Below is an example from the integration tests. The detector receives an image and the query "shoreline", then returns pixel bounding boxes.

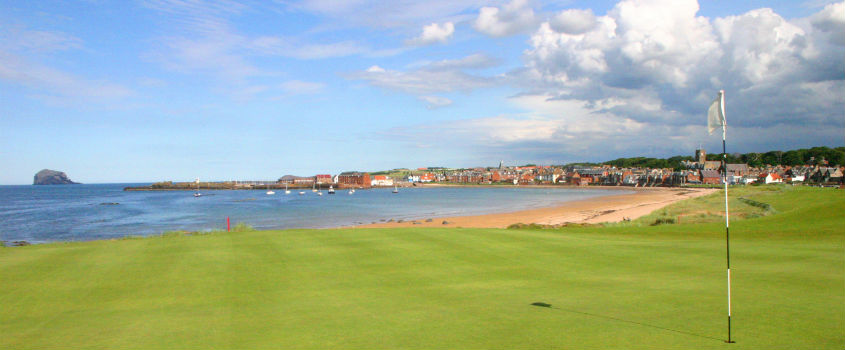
[3,185,715,246]
[355,186,715,229]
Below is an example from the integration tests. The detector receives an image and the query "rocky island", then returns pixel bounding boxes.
[33,169,79,185]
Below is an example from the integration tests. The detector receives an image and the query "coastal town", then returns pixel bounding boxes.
[128,147,845,191]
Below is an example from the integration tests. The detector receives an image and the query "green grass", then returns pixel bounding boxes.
[634,186,785,226]
[1,186,842,349]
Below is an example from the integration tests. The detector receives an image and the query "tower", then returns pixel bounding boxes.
[696,148,706,165]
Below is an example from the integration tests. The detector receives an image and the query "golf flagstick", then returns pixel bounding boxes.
[708,90,734,343]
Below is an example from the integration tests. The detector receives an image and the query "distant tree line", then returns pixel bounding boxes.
[599,146,844,170]
[704,146,844,167]
[601,156,694,171]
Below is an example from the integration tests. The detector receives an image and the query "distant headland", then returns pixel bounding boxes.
[33,169,79,185]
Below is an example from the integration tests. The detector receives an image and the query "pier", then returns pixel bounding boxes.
[123,181,348,191]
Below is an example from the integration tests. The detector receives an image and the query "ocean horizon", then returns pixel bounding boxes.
[0,183,631,244]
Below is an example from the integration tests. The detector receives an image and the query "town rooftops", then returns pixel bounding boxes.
[726,164,749,173]
[577,169,606,176]
[701,169,721,178]
[703,161,722,170]
[758,172,782,180]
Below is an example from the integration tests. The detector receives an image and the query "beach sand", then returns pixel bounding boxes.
[355,186,714,229]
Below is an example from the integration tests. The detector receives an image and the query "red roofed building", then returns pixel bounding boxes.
[315,174,332,184]
[338,172,371,188]
[371,175,394,186]
[567,172,589,186]
[519,172,535,184]
[700,170,721,184]
[758,172,783,184]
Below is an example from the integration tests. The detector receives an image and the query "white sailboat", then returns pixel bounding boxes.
[193,178,202,197]
[328,185,335,194]
[348,187,355,195]
[266,184,275,195]
[392,185,399,194]
[284,184,291,195]
[312,182,317,192]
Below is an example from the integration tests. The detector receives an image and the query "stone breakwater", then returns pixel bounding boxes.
[124,181,352,191]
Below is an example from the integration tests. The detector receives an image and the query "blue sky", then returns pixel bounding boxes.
[1,0,843,184]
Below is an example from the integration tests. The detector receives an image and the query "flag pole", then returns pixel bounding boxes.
[720,90,734,344]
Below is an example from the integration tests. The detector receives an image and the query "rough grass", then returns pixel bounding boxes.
[630,185,790,226]
[0,186,842,349]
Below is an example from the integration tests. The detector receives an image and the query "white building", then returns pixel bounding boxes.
[371,175,394,187]
[758,173,783,184]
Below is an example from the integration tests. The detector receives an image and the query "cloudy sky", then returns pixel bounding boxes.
[1,0,842,184]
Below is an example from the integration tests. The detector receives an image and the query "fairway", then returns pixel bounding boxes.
[1,186,843,349]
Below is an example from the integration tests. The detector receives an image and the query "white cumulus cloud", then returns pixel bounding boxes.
[522,0,843,130]
[407,22,455,46]
[381,0,844,163]
[474,0,537,37]
[810,2,845,46]
[549,9,597,34]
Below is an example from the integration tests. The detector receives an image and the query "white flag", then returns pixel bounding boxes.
[708,90,725,135]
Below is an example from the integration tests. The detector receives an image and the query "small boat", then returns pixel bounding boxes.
[328,185,335,194]
[348,188,354,195]
[299,191,305,195]
[266,184,275,195]
[317,191,323,196]
[284,184,291,195]
[194,178,202,197]
[392,185,399,194]
[312,182,317,192]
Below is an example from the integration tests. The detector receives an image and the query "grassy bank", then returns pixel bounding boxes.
[1,186,842,349]
[627,185,797,226]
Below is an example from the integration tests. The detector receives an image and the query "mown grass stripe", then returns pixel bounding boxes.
[0,186,842,349]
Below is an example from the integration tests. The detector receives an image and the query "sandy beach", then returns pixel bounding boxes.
[356,186,714,229]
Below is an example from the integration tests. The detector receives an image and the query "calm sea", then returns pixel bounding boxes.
[0,184,630,244]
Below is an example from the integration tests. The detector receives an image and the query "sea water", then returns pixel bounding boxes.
[0,184,631,244]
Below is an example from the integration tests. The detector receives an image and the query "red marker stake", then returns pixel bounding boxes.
[227,217,230,232]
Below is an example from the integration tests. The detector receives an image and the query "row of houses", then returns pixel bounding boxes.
[273,153,843,189]
[412,162,844,187]
[429,166,669,186]
[407,173,439,183]
[277,172,388,188]
[752,166,843,184]
[565,164,841,187]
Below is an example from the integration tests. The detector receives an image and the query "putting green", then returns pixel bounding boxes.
[1,186,842,349]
